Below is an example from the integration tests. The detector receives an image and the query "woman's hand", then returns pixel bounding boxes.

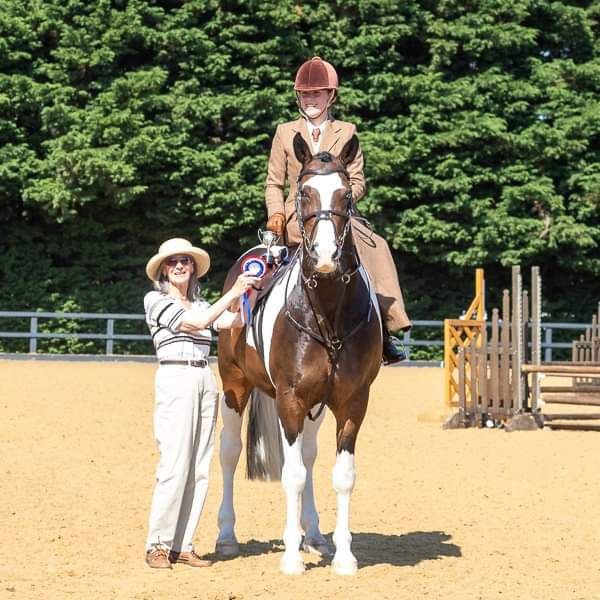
[230,274,260,297]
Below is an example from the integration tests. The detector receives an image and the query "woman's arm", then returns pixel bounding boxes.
[177,274,258,331]
[212,309,243,331]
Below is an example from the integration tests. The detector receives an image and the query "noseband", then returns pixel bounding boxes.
[295,164,353,263]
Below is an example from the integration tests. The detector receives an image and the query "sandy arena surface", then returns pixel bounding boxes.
[1,360,600,600]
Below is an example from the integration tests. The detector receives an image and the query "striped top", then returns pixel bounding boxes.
[144,291,212,361]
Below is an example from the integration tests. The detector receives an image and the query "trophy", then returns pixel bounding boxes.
[259,229,279,266]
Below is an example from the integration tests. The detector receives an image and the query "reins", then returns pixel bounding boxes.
[285,255,371,357]
[285,252,373,422]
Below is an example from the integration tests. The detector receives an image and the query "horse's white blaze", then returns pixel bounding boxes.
[331,450,358,575]
[280,425,307,575]
[216,395,243,555]
[305,173,343,272]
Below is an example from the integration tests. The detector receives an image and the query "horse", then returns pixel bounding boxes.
[215,132,382,575]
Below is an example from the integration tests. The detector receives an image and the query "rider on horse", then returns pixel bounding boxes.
[264,56,411,364]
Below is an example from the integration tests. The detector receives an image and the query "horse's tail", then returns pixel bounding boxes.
[246,389,283,481]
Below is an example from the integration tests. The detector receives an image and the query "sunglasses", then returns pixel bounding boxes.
[165,256,192,267]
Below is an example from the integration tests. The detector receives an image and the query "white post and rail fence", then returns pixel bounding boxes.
[0,310,590,362]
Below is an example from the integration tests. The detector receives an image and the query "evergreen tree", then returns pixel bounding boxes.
[0,0,598,353]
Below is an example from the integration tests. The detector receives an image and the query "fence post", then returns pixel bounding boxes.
[106,319,114,355]
[530,266,541,411]
[544,327,553,363]
[511,266,523,410]
[29,317,38,353]
[403,329,411,360]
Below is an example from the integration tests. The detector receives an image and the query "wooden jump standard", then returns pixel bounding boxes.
[536,304,600,431]
[444,266,541,430]
[444,268,600,431]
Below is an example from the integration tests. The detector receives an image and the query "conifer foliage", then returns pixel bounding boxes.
[0,1,598,329]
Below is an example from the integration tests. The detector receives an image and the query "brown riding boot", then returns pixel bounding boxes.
[169,549,212,568]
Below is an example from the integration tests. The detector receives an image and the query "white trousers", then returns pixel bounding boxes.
[146,364,218,552]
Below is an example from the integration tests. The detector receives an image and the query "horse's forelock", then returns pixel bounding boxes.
[302,153,347,182]
[313,151,333,163]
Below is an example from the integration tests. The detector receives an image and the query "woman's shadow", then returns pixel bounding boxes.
[209,531,461,569]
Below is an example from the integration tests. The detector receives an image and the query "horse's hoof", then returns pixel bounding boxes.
[215,539,240,556]
[331,555,358,575]
[302,538,332,557]
[280,554,305,575]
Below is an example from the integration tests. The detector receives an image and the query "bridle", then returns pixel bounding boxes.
[295,164,354,268]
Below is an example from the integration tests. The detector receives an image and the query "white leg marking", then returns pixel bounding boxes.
[215,395,243,555]
[279,424,306,575]
[331,450,357,575]
[301,410,331,556]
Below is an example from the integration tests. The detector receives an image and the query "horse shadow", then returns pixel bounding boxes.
[208,531,461,569]
[349,530,461,568]
[205,538,283,561]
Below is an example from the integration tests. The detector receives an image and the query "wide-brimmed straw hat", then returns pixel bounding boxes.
[145,238,210,281]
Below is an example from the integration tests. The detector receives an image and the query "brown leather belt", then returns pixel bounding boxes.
[159,359,208,368]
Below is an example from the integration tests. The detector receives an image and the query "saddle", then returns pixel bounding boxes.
[239,244,293,318]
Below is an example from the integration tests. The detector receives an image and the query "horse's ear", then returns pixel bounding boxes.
[293,132,312,165]
[338,134,359,166]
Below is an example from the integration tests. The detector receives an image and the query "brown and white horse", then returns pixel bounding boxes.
[215,133,382,575]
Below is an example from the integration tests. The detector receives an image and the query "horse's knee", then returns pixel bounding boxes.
[221,394,244,424]
[332,450,355,495]
[302,441,318,466]
[220,428,242,465]
[282,462,307,494]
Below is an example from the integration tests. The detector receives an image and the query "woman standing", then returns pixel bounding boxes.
[143,237,257,569]
[264,57,411,364]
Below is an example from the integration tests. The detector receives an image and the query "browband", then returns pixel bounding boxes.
[298,166,349,180]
